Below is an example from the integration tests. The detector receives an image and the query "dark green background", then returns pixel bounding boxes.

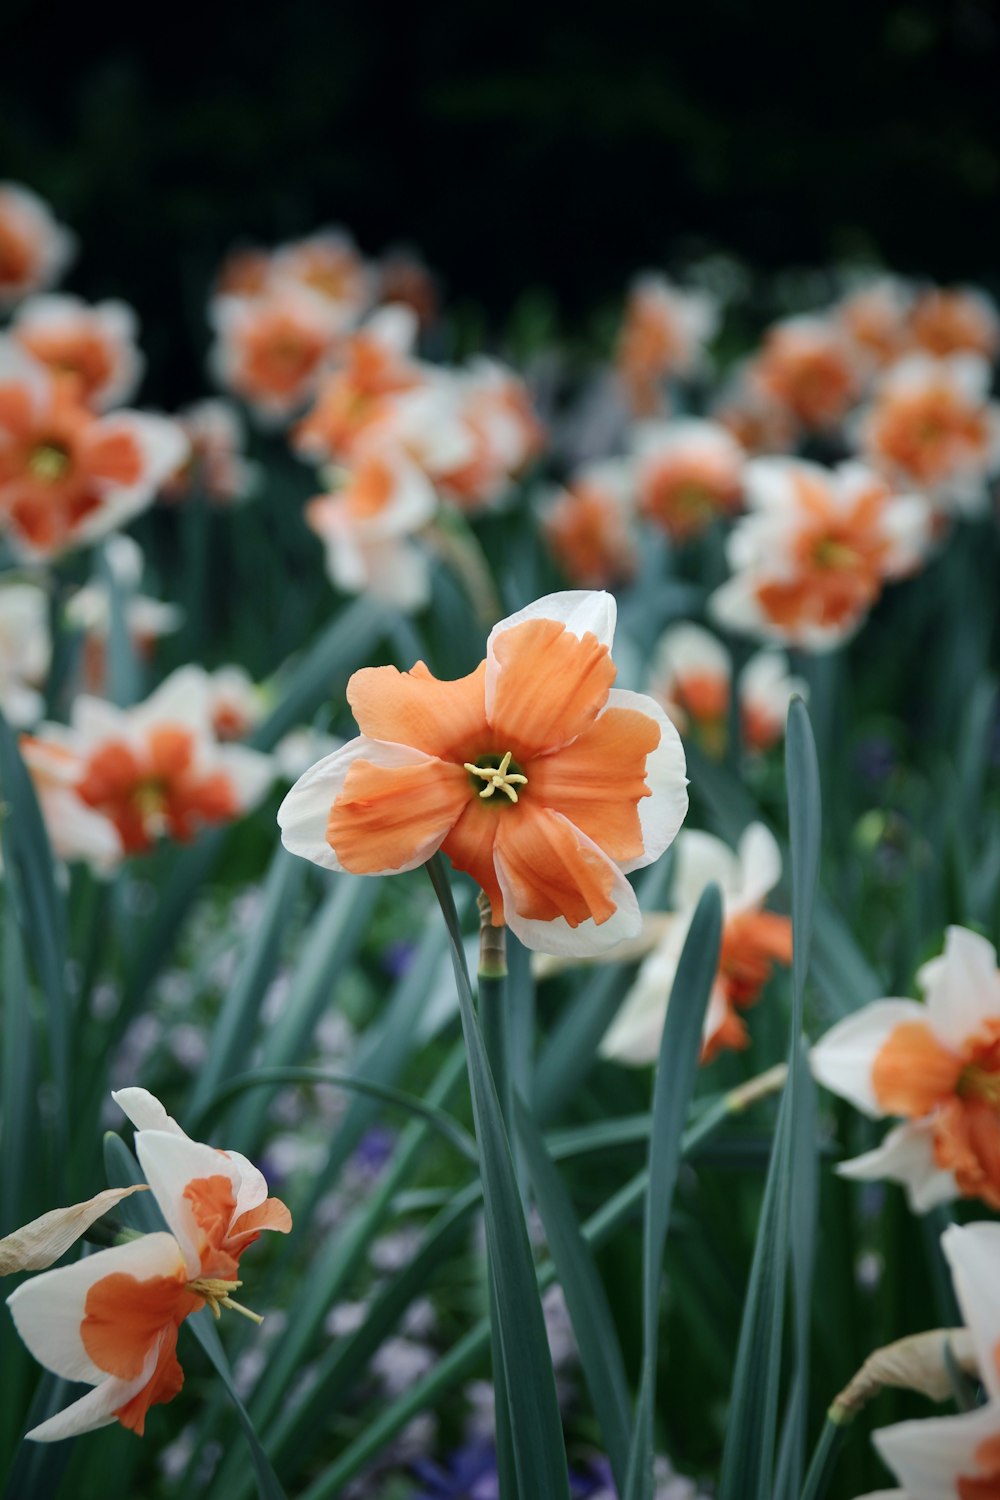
[4,0,998,399]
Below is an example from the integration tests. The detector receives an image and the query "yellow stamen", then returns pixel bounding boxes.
[957,1065,1000,1107]
[187,1274,264,1326]
[463,750,528,804]
[28,443,71,482]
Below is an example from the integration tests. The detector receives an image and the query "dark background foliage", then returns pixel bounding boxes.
[4,0,999,398]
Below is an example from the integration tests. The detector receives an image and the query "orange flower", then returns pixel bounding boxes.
[279,592,688,955]
[614,274,718,417]
[272,230,373,325]
[13,295,144,410]
[210,288,340,422]
[434,360,545,513]
[835,276,913,371]
[633,418,745,541]
[0,342,186,558]
[542,460,637,588]
[909,285,1000,361]
[812,926,1000,1212]
[294,306,423,464]
[0,183,74,308]
[711,458,932,648]
[750,316,861,431]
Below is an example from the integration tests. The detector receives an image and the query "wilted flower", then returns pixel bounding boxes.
[601,823,791,1064]
[306,436,439,610]
[160,400,259,506]
[12,294,144,410]
[279,591,688,955]
[857,353,1000,513]
[5,1087,289,1441]
[0,580,50,726]
[749,315,861,432]
[0,342,187,559]
[615,274,719,416]
[632,418,745,541]
[710,457,932,649]
[30,665,273,860]
[209,287,340,422]
[812,926,1000,1211]
[542,459,637,588]
[0,183,75,308]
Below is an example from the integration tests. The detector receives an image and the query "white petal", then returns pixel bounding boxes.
[0,1187,149,1276]
[277,736,443,875]
[942,1222,1000,1403]
[134,1131,241,1278]
[918,925,1000,1050]
[216,744,275,812]
[671,828,741,911]
[26,1359,155,1442]
[225,1152,269,1217]
[810,1000,932,1118]
[732,822,783,913]
[6,1233,185,1386]
[112,1087,185,1136]
[875,1402,1000,1498]
[836,1119,957,1213]
[602,688,688,874]
[494,815,642,958]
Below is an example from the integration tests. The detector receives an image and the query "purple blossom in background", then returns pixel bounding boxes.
[383,938,419,980]
[353,1124,397,1177]
[854,734,896,785]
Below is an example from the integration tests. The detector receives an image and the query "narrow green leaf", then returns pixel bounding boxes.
[185,1313,288,1500]
[427,853,571,1500]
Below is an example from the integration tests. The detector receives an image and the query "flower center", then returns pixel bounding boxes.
[28,441,72,482]
[463,750,528,804]
[957,1063,1000,1107]
[186,1274,263,1325]
[813,536,859,571]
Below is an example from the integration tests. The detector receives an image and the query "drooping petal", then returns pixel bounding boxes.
[918,925,1000,1051]
[810,1000,936,1118]
[527,699,661,865]
[494,806,642,956]
[0,1187,149,1277]
[6,1232,187,1387]
[487,617,616,759]
[837,1119,958,1213]
[25,1357,157,1442]
[346,659,488,762]
[942,1222,1000,1404]
[326,755,469,875]
[278,736,439,873]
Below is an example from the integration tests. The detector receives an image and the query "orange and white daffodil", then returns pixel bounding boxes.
[18,737,123,874]
[271,229,374,328]
[0,581,50,727]
[632,418,745,541]
[856,354,1000,515]
[12,295,144,411]
[615,273,719,417]
[835,276,915,374]
[710,458,932,649]
[160,400,260,506]
[433,360,544,514]
[0,342,187,559]
[5,1087,290,1442]
[857,1221,1000,1498]
[908,284,1000,362]
[712,374,800,456]
[278,591,688,956]
[209,286,341,423]
[30,665,273,860]
[0,183,75,308]
[305,436,439,610]
[811,926,1000,1213]
[541,459,638,589]
[749,315,862,432]
[648,622,807,756]
[601,823,791,1065]
[294,305,423,465]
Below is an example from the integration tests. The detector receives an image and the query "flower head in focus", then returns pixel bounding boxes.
[812,926,1000,1212]
[632,418,745,541]
[5,1087,289,1441]
[0,342,187,559]
[0,183,75,308]
[601,823,791,1065]
[710,457,932,650]
[279,591,688,956]
[542,459,637,589]
[856,354,1000,514]
[615,274,719,417]
[12,295,144,410]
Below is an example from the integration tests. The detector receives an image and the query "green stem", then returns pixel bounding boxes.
[799,1414,848,1500]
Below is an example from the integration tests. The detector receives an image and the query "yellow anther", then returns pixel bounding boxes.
[463,751,528,804]
[28,443,71,482]
[187,1274,264,1326]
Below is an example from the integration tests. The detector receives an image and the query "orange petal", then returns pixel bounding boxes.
[526,705,658,864]
[147,725,195,780]
[488,618,616,759]
[935,1098,1000,1211]
[439,793,505,922]
[82,1271,194,1381]
[327,756,468,874]
[346,660,488,762]
[229,1196,293,1254]
[82,426,144,487]
[183,1174,238,1275]
[115,1323,187,1436]
[872,1021,963,1117]
[494,802,617,928]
